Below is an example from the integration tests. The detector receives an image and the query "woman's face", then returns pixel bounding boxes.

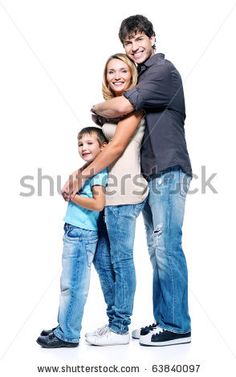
[106,58,132,96]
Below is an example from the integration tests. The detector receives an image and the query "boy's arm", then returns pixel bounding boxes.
[70,185,105,212]
[62,112,143,198]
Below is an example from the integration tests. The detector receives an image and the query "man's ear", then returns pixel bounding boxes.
[151,35,156,47]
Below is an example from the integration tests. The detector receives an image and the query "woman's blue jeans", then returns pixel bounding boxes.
[54,223,98,343]
[94,202,145,334]
[143,167,191,334]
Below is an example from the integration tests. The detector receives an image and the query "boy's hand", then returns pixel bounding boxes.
[62,191,71,201]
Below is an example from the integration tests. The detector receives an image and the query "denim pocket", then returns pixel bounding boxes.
[179,172,191,198]
[64,224,80,240]
[85,239,98,267]
[132,200,146,217]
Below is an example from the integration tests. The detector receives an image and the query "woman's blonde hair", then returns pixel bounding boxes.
[102,53,138,100]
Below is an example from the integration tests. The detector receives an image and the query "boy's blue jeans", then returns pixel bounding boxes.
[143,167,192,333]
[54,223,98,343]
[94,202,145,334]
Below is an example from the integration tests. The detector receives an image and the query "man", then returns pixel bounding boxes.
[63,14,192,347]
[89,15,192,347]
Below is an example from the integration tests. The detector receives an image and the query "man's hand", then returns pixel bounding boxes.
[91,113,106,126]
[91,109,128,125]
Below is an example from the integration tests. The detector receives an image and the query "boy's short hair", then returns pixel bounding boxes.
[119,14,156,45]
[77,127,108,146]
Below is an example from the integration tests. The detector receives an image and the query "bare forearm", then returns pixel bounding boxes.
[71,194,105,212]
[92,96,134,118]
[81,142,122,179]
[63,112,143,198]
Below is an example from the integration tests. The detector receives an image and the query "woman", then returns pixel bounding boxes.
[84,53,148,346]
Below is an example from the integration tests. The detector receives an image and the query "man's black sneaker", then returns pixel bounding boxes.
[132,322,159,339]
[139,328,191,346]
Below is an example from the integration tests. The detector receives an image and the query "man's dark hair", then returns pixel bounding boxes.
[119,15,156,45]
[78,127,108,146]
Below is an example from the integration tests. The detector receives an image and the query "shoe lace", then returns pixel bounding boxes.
[97,327,111,338]
[151,327,165,337]
[142,322,158,331]
[97,325,109,336]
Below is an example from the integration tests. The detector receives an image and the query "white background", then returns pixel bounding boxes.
[0,1,236,376]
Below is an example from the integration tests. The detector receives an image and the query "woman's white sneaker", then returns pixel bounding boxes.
[86,328,130,346]
[85,324,109,338]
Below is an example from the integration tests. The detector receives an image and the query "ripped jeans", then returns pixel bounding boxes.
[142,167,191,334]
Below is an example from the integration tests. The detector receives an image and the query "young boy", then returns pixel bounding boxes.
[36,127,108,348]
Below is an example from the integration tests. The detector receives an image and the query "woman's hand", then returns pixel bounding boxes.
[61,170,84,201]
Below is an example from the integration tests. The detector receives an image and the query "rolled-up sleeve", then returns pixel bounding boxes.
[124,64,172,111]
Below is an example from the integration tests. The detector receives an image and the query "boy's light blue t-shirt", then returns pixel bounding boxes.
[64,169,107,231]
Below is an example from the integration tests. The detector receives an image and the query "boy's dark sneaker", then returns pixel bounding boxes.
[36,333,78,348]
[40,327,57,336]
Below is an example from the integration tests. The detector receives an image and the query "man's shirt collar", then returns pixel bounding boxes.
[138,53,165,74]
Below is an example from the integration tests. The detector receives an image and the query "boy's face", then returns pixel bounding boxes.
[78,133,102,162]
[123,32,155,65]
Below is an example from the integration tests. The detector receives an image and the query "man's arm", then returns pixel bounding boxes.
[62,112,143,198]
[92,64,173,118]
[91,95,134,118]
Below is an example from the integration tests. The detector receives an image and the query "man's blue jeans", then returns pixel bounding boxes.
[94,202,145,334]
[54,223,98,343]
[142,167,191,334]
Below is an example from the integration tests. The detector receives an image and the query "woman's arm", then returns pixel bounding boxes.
[62,112,143,198]
[71,185,105,212]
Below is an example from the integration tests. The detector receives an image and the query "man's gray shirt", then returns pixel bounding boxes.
[124,53,192,178]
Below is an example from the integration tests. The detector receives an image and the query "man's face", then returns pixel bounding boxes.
[123,32,155,65]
